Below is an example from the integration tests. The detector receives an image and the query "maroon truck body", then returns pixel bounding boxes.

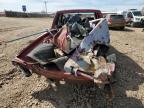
[12,9,103,82]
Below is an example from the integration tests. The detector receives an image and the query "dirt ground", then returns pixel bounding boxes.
[0,17,144,108]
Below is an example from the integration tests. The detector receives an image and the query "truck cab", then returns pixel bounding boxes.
[51,9,103,29]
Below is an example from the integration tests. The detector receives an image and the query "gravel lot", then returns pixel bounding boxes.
[0,17,144,108]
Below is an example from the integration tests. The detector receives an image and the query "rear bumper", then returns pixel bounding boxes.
[108,23,125,28]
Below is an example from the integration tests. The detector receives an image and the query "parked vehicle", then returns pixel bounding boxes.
[106,14,125,29]
[124,9,144,27]
[11,9,116,98]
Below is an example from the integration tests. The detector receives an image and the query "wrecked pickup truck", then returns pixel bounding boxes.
[12,9,116,93]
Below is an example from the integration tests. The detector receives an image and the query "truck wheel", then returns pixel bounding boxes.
[17,65,32,77]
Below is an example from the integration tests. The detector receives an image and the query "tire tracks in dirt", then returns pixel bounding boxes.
[0,68,18,88]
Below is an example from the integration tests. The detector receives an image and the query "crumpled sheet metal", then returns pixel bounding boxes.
[80,18,110,52]
[64,50,94,73]
[64,18,115,84]
[64,51,115,80]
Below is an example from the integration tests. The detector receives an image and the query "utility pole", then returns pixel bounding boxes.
[44,1,47,14]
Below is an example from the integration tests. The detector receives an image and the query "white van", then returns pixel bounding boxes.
[125,9,144,27]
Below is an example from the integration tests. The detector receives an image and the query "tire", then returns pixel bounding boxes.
[17,65,32,77]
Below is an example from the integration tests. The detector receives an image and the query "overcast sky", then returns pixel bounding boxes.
[0,0,144,12]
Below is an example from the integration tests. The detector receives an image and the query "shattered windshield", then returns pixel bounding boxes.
[132,11,142,16]
[58,12,96,26]
[64,12,95,20]
[57,12,96,30]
